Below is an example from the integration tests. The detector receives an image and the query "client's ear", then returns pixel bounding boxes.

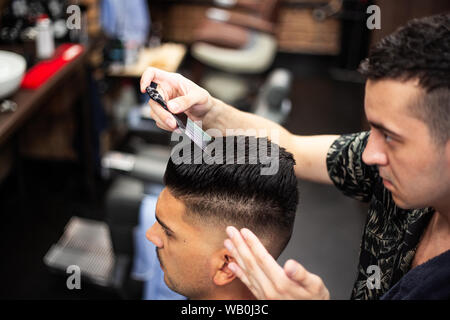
[212,248,237,286]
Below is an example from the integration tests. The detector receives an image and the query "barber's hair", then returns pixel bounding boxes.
[359,13,450,145]
[163,136,298,258]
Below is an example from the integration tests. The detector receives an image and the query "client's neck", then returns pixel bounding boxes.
[193,281,256,300]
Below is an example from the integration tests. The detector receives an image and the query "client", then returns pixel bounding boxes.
[146,136,299,299]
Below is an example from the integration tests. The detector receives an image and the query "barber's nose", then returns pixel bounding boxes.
[362,131,388,167]
[146,223,164,248]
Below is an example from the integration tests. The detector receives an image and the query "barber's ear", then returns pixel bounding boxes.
[212,248,237,286]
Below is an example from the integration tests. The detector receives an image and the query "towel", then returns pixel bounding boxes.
[21,44,84,89]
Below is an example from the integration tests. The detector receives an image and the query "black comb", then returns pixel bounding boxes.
[146,82,213,153]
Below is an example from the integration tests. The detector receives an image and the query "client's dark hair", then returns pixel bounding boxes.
[359,13,450,144]
[163,136,298,258]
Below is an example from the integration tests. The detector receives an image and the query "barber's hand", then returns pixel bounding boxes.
[224,226,330,300]
[140,67,214,131]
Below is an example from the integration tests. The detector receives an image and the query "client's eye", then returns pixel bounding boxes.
[162,228,172,238]
[383,132,393,143]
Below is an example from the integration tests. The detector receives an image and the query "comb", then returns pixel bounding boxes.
[146,82,213,153]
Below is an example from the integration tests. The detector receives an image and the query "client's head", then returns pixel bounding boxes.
[146,136,298,299]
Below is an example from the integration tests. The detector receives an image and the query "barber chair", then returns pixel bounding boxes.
[190,0,282,107]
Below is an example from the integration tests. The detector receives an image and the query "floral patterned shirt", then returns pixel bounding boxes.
[326,131,434,300]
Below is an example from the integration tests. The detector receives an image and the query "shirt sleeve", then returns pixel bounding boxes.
[326,131,377,202]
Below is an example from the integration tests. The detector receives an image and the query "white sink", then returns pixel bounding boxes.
[0,50,26,99]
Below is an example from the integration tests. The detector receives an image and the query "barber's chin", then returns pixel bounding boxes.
[391,194,416,210]
[384,183,427,210]
[391,194,406,208]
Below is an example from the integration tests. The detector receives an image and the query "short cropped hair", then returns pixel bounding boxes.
[163,136,298,258]
[359,13,450,145]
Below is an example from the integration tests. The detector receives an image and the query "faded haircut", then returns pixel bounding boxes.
[163,136,298,258]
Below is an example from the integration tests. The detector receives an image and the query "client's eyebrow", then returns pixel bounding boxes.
[155,214,174,233]
[369,121,402,139]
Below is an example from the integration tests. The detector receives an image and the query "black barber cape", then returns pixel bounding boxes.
[381,249,450,300]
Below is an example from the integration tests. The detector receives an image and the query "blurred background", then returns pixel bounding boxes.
[0,0,448,299]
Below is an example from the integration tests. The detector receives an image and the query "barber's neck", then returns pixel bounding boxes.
[433,209,450,232]
[433,195,450,230]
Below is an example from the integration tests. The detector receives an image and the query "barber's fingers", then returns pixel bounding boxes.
[148,99,177,130]
[284,259,330,299]
[225,226,276,297]
[141,67,212,128]
[140,67,179,94]
[166,87,211,116]
[149,108,173,131]
[146,90,207,130]
[227,261,265,300]
[140,67,163,93]
[237,228,293,298]
[224,239,265,299]
[240,228,287,285]
[148,87,212,129]
[225,227,255,273]
[284,259,316,289]
[140,67,155,93]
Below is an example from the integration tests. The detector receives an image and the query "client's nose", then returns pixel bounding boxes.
[146,223,164,248]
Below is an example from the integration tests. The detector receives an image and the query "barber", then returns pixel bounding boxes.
[140,13,450,299]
